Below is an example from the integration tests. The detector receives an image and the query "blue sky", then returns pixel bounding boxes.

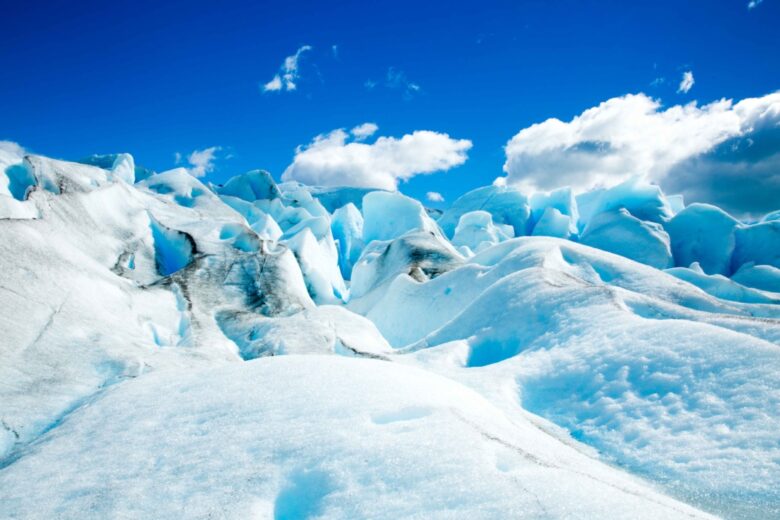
[1,0,778,210]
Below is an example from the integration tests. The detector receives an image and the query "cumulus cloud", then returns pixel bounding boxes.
[350,123,378,140]
[263,45,312,93]
[282,125,472,190]
[748,0,763,9]
[678,71,695,94]
[500,91,780,215]
[426,191,445,202]
[181,146,221,177]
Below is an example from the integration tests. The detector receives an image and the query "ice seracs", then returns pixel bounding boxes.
[580,208,673,269]
[1,148,779,519]
[666,203,740,275]
[281,216,347,303]
[216,168,281,202]
[451,210,513,253]
[732,263,780,293]
[330,202,364,279]
[531,207,574,239]
[361,190,439,243]
[577,177,674,226]
[529,186,579,236]
[438,184,530,238]
[732,218,780,271]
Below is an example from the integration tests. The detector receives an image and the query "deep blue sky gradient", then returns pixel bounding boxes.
[1,0,778,203]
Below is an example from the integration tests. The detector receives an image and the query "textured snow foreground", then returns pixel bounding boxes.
[0,151,779,519]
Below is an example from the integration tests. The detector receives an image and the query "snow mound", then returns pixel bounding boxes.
[377,238,780,518]
[0,356,711,520]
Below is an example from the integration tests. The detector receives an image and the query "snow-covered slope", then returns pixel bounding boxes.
[1,151,778,519]
[0,356,713,519]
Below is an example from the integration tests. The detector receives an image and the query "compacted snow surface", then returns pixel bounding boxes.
[1,151,778,519]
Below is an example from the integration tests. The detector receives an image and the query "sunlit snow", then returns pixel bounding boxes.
[1,151,778,519]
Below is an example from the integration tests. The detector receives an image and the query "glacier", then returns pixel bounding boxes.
[1,150,779,519]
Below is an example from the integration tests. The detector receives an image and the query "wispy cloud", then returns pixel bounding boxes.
[262,45,312,93]
[386,67,421,99]
[426,191,445,202]
[678,71,695,94]
[366,68,421,98]
[748,0,764,9]
[177,146,221,177]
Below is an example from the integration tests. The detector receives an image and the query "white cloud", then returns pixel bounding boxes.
[282,125,472,190]
[262,45,312,93]
[501,92,780,213]
[184,146,221,177]
[350,122,378,140]
[364,80,377,90]
[678,71,695,94]
[174,152,182,164]
[748,0,763,9]
[426,191,445,202]
[332,44,339,59]
[263,75,283,92]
